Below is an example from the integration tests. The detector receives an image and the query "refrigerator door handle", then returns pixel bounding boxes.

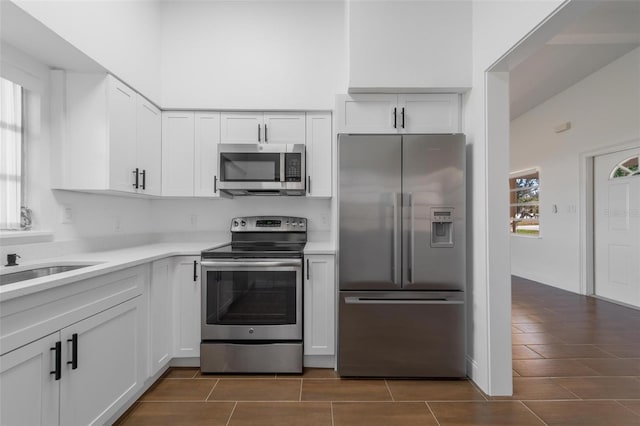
[407,192,413,284]
[344,297,464,305]
[393,192,401,285]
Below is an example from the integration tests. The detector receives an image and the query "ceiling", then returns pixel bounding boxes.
[510,0,640,119]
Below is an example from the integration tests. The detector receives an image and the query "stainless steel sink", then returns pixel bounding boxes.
[0,264,94,286]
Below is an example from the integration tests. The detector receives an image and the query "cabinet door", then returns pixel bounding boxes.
[162,112,195,196]
[220,112,264,144]
[397,94,460,133]
[136,96,162,196]
[107,76,138,192]
[305,113,332,198]
[0,333,60,426]
[173,257,201,358]
[263,113,306,144]
[304,255,335,356]
[149,259,172,377]
[60,297,145,426]
[194,112,221,197]
[335,94,398,134]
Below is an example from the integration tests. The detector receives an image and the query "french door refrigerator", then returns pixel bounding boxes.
[338,134,466,377]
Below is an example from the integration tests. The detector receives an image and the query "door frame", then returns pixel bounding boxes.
[579,138,640,296]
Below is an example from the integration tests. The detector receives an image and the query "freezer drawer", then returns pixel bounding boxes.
[338,291,465,377]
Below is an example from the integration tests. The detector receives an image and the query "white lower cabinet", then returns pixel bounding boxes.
[304,255,335,356]
[0,332,60,426]
[148,258,173,376]
[60,297,145,426]
[0,297,144,426]
[173,256,201,358]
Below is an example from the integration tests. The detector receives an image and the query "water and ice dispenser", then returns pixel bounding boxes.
[430,207,454,248]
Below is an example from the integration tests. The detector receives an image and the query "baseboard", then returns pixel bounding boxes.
[170,357,200,367]
[304,355,335,369]
[105,363,170,424]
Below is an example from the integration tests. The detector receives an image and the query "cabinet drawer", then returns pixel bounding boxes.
[0,265,146,356]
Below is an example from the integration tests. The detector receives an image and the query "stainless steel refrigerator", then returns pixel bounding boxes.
[338,134,466,377]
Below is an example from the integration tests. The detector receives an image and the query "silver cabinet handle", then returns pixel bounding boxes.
[306,258,310,280]
[308,176,311,194]
[258,123,261,142]
[345,297,463,305]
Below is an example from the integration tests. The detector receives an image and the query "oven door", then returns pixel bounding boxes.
[201,259,302,341]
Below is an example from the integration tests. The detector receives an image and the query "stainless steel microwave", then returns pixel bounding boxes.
[217,144,306,196]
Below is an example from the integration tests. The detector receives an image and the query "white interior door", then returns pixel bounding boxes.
[594,146,640,308]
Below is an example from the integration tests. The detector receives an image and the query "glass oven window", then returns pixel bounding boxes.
[220,153,280,182]
[206,270,297,325]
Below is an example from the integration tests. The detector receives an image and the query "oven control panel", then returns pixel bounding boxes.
[231,216,307,232]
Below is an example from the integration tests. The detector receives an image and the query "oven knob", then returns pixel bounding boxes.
[233,220,239,228]
[298,221,304,228]
[291,222,297,227]
[241,220,246,227]
[248,328,254,334]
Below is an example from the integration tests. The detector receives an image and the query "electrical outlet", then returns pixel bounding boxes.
[114,216,122,232]
[61,205,73,224]
[190,214,198,227]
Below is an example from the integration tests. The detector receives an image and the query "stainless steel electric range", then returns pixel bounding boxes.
[200,216,306,373]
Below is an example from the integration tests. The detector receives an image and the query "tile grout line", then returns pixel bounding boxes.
[384,379,395,401]
[549,378,583,400]
[225,401,238,426]
[424,401,441,426]
[330,401,335,426]
[299,378,303,402]
[519,400,549,426]
[205,378,220,401]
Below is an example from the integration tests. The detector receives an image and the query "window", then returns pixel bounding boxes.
[0,76,25,230]
[610,155,639,179]
[509,169,540,236]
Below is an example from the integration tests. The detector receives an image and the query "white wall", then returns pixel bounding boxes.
[510,47,640,292]
[159,0,348,110]
[12,0,162,104]
[151,198,331,240]
[348,0,471,90]
[0,43,155,261]
[465,0,564,395]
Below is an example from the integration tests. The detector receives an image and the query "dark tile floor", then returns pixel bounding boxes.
[116,276,640,425]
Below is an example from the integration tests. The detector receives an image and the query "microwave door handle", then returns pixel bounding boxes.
[280,153,285,183]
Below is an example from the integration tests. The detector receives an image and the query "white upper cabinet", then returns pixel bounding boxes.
[59,71,161,195]
[397,94,461,134]
[263,113,306,144]
[335,94,397,133]
[220,112,264,144]
[162,112,221,198]
[335,94,461,134]
[162,112,195,196]
[194,112,221,197]
[221,112,306,144]
[60,73,162,195]
[136,96,162,196]
[306,112,332,198]
[107,78,137,192]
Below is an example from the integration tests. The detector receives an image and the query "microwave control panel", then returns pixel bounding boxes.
[284,153,302,182]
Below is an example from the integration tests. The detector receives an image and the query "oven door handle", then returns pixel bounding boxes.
[200,260,302,268]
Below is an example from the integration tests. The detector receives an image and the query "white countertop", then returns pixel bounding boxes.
[0,242,224,302]
[1,240,335,302]
[303,241,336,255]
